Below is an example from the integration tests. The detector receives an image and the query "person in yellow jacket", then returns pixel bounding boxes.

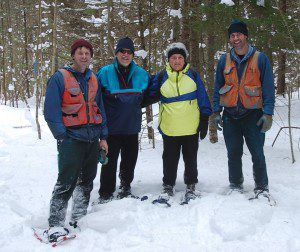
[145,42,212,203]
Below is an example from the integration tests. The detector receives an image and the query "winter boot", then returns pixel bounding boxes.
[184,184,197,200]
[47,227,69,243]
[159,184,174,200]
[68,220,81,232]
[92,192,114,205]
[117,183,132,199]
[229,183,244,193]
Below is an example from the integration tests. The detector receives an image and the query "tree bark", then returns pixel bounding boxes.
[51,0,58,76]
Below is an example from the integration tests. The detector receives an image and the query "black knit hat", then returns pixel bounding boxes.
[115,37,134,54]
[166,42,188,60]
[228,20,248,38]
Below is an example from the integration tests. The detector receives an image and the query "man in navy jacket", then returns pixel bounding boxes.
[94,37,149,203]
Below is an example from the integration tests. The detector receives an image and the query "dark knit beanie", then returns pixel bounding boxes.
[115,37,134,54]
[166,42,188,60]
[71,38,93,57]
[228,20,248,38]
[167,48,187,60]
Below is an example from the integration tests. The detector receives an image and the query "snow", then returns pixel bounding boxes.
[220,0,235,6]
[0,96,300,251]
[135,50,148,59]
[257,0,265,7]
[168,9,182,19]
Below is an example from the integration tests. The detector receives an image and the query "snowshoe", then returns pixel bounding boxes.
[33,227,76,247]
[152,195,171,207]
[248,189,277,206]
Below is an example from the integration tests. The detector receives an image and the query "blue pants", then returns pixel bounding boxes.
[222,110,268,190]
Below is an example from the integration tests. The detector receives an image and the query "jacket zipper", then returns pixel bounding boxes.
[176,72,180,96]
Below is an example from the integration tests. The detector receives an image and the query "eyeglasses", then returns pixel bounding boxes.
[119,49,133,55]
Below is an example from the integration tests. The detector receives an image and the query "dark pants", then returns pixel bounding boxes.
[222,110,268,190]
[162,134,199,186]
[99,134,138,196]
[48,138,99,227]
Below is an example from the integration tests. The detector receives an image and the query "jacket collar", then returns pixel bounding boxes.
[64,64,93,80]
[230,45,256,64]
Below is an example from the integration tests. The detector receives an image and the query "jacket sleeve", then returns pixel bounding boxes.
[213,54,226,113]
[194,71,212,117]
[258,52,275,115]
[44,71,67,140]
[141,72,163,108]
[96,77,108,140]
[141,73,161,108]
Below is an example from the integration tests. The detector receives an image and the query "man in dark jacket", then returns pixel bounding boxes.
[94,37,149,203]
[213,20,275,201]
[44,38,108,242]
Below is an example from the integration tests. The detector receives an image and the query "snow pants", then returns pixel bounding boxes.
[48,138,99,227]
[98,134,138,196]
[222,110,268,190]
[162,133,199,186]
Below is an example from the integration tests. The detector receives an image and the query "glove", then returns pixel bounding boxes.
[198,115,209,140]
[212,112,223,131]
[256,114,273,133]
[99,147,108,165]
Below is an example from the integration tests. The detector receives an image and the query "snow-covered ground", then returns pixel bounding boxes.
[0,96,300,252]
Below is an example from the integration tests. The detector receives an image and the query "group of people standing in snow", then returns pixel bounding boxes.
[43,20,275,242]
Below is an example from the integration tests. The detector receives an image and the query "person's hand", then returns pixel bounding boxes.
[99,139,108,154]
[198,115,209,140]
[212,112,223,131]
[256,114,273,133]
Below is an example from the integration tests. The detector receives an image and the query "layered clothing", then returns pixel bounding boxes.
[149,63,212,136]
[44,66,108,141]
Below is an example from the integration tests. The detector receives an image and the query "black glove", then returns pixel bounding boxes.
[198,115,209,140]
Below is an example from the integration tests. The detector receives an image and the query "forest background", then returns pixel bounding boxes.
[0,0,299,143]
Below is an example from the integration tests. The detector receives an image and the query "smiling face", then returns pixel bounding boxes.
[229,32,249,55]
[116,48,134,67]
[72,46,92,73]
[169,54,185,72]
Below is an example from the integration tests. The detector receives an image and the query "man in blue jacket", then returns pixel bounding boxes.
[213,20,275,201]
[95,37,149,203]
[44,38,108,242]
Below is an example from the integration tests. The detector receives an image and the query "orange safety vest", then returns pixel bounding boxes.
[219,51,262,109]
[59,69,103,127]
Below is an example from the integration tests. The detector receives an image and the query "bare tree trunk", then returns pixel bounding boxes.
[7,1,16,107]
[172,0,180,42]
[35,0,42,140]
[181,0,190,47]
[51,0,58,76]
[0,7,7,104]
[205,1,218,143]
[276,50,286,95]
[189,0,200,73]
[276,0,287,96]
[106,0,115,62]
[287,87,295,163]
[137,0,155,145]
[22,0,31,99]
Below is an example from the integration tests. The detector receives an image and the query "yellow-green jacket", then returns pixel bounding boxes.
[149,63,212,136]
